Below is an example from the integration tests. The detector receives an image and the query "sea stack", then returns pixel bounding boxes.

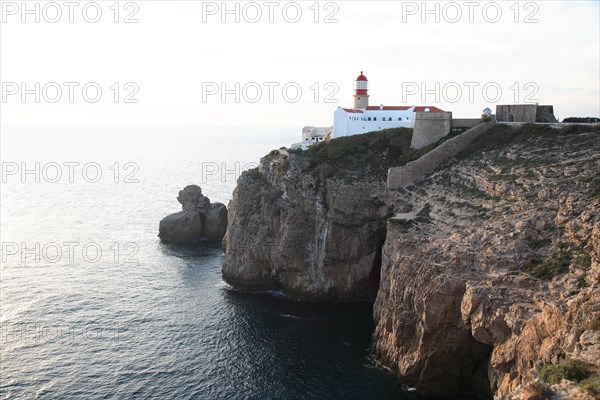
[159,185,227,244]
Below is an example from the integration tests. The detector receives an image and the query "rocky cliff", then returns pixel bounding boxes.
[222,128,427,302]
[222,124,600,397]
[374,124,600,397]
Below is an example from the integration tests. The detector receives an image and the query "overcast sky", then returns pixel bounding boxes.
[1,0,599,126]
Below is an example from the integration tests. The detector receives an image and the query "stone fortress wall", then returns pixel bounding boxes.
[451,118,481,129]
[389,121,495,189]
[410,112,453,150]
[410,113,482,150]
[496,104,557,123]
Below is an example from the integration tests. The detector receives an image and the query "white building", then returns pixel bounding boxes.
[292,72,445,149]
[332,72,444,138]
[291,126,333,150]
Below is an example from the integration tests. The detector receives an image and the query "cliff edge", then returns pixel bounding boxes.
[374,124,600,397]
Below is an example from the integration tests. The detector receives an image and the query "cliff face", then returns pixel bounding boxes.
[222,129,425,302]
[222,152,390,301]
[373,125,600,397]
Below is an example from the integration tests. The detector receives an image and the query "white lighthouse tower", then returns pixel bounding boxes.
[353,71,369,109]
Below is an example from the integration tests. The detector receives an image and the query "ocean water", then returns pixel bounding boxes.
[0,125,422,400]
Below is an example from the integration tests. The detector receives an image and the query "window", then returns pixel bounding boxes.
[398,117,401,121]
[368,117,371,121]
[374,117,377,121]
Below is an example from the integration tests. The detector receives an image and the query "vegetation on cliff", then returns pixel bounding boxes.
[540,359,600,397]
[288,128,432,181]
[563,117,600,123]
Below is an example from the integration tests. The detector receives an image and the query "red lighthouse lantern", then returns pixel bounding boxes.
[353,71,369,109]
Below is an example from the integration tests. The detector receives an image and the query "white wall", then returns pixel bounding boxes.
[333,108,415,138]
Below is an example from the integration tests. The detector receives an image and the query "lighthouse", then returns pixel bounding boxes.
[291,71,447,148]
[353,71,369,109]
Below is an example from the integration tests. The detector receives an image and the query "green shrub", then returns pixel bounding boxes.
[575,254,592,271]
[295,128,429,182]
[562,117,600,123]
[581,374,600,397]
[312,163,336,181]
[523,252,571,279]
[540,359,592,384]
[525,235,551,249]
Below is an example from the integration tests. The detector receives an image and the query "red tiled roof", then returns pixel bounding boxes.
[343,106,445,113]
[365,106,412,111]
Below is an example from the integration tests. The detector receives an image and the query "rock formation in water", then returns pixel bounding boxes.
[222,124,600,398]
[159,185,228,243]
